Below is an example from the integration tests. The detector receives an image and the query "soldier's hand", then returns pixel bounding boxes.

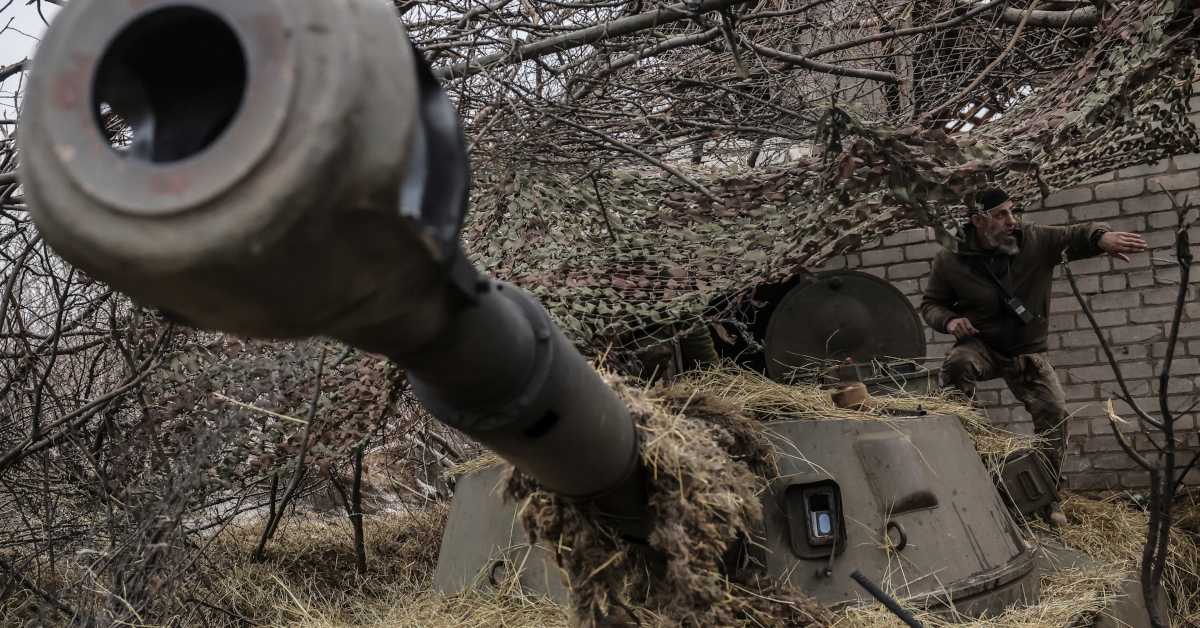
[1099,231,1147,262]
[947,317,979,339]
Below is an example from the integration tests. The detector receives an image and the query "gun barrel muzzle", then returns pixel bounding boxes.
[21,0,432,341]
[21,0,647,533]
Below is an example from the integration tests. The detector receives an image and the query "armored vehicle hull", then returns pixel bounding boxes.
[435,414,1161,626]
[436,413,1039,616]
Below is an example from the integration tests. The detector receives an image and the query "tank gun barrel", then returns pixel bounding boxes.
[19,0,644,532]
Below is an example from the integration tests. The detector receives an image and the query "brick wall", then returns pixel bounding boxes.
[815,100,1200,490]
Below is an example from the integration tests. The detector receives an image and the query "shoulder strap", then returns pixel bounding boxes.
[966,257,1016,301]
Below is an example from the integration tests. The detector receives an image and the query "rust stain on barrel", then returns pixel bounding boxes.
[253,12,287,62]
[52,54,92,110]
[150,171,191,197]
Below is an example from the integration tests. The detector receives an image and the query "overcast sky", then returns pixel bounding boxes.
[0,3,60,120]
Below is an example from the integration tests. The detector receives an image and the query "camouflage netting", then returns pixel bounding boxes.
[150,339,405,484]
[504,374,835,627]
[464,167,899,361]
[462,0,1200,363]
[822,0,1200,249]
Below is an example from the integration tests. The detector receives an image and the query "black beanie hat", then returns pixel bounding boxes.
[973,188,1010,214]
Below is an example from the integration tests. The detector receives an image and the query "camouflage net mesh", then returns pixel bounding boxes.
[505,374,834,627]
[462,0,1200,364]
[823,0,1200,247]
[464,167,898,362]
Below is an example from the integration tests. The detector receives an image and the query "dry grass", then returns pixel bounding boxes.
[832,494,1200,627]
[181,503,567,628]
[452,367,1042,480]
[833,565,1126,628]
[9,366,1198,627]
[679,366,1041,464]
[172,492,1199,628]
[447,452,504,479]
[1054,494,1200,627]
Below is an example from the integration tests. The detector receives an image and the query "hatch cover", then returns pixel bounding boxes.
[764,270,925,382]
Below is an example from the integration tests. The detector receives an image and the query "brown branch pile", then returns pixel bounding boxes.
[413,0,1128,174]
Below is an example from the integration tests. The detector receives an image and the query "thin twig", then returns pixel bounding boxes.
[253,348,327,561]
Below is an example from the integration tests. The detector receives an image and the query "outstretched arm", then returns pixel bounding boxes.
[1096,231,1148,262]
[1033,222,1145,262]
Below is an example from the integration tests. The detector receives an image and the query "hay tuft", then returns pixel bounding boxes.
[506,374,833,627]
[679,366,1041,468]
[1054,494,1200,626]
[448,452,504,479]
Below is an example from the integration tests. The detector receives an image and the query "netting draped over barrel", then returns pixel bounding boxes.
[461,0,1200,362]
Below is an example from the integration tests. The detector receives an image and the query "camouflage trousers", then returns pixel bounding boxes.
[939,337,1068,489]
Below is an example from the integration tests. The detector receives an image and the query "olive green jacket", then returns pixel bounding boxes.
[919,222,1109,356]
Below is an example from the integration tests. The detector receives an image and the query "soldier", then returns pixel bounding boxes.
[920,188,1147,526]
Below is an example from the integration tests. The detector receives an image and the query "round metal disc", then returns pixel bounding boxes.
[764,270,926,381]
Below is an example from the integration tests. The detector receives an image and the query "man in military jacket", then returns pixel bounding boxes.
[920,188,1147,525]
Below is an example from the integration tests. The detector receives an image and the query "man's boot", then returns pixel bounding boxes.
[1044,501,1068,527]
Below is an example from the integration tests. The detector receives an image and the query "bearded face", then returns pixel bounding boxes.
[971,204,1020,255]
